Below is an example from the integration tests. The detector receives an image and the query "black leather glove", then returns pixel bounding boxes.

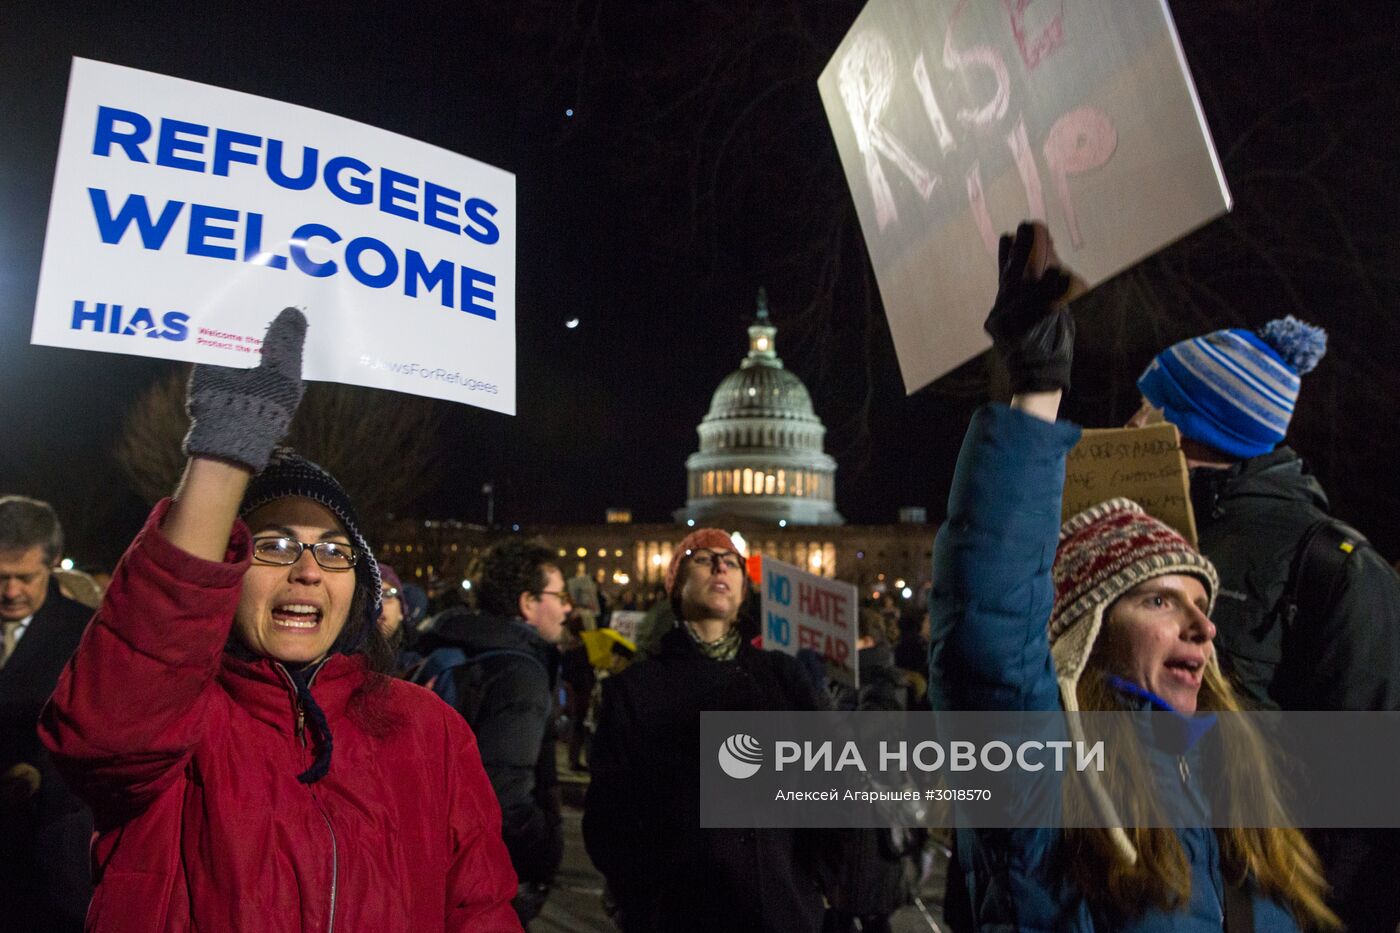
[183,307,307,472]
[984,221,1075,394]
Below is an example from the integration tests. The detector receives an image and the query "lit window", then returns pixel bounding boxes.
[765,473,776,495]
[743,468,753,495]
[777,470,786,495]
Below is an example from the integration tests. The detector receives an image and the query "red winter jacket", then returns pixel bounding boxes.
[39,502,521,932]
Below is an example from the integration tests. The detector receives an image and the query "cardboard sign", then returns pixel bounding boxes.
[31,58,516,413]
[607,610,645,646]
[818,0,1231,392]
[760,557,860,688]
[1063,422,1197,546]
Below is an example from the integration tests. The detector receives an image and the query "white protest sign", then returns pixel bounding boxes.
[607,610,645,645]
[759,556,859,688]
[31,58,515,413]
[818,1,1230,392]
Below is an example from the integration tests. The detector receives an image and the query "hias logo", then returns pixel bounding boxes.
[718,734,764,780]
[70,301,189,341]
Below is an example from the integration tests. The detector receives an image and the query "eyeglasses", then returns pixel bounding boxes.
[536,590,572,605]
[252,536,359,571]
[382,585,400,598]
[686,549,744,573]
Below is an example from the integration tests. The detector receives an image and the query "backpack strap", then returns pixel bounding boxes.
[410,646,470,700]
[411,645,549,719]
[1281,519,1367,631]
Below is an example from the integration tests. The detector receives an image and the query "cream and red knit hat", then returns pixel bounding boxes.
[1050,497,1219,697]
[664,528,742,596]
[1049,497,1220,864]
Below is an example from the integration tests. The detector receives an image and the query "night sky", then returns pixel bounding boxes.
[3,1,1399,568]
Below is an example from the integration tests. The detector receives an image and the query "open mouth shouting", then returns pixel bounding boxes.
[1162,654,1206,691]
[271,602,324,631]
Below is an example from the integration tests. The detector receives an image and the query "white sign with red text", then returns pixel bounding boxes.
[607,611,645,646]
[818,0,1230,392]
[31,58,516,412]
[760,557,859,689]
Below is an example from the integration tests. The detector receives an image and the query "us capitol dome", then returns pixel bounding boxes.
[675,289,844,527]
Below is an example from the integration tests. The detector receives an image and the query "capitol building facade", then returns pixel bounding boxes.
[380,291,935,599]
[675,290,843,527]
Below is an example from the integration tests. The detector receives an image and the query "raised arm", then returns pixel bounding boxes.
[928,223,1081,713]
[164,306,307,555]
[40,309,307,817]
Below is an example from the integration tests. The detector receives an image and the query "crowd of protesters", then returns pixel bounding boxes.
[3,220,1400,932]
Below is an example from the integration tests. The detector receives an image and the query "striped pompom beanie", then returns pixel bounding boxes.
[1137,316,1326,459]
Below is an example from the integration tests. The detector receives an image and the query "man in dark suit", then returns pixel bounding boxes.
[0,495,94,932]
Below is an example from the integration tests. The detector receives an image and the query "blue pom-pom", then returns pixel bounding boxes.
[1259,316,1327,374]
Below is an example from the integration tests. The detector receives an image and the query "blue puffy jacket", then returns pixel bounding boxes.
[928,404,1303,932]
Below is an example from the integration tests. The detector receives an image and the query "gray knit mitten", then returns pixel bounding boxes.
[183,307,307,472]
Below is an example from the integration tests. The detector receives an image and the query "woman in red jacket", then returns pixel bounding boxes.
[41,309,521,932]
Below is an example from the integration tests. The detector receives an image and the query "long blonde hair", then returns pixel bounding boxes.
[1062,667,1339,930]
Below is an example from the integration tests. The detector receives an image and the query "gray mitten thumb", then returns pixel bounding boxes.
[183,307,308,472]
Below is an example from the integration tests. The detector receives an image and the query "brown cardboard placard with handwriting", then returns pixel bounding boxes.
[1062,423,1197,547]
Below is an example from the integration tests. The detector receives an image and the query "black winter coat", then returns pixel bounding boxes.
[1194,447,1400,931]
[0,582,93,932]
[824,643,916,918]
[583,626,828,932]
[1193,447,1400,712]
[416,609,563,884]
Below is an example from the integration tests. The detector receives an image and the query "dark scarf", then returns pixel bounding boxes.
[286,660,334,784]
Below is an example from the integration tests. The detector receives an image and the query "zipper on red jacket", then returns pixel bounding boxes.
[319,804,338,933]
[275,661,339,933]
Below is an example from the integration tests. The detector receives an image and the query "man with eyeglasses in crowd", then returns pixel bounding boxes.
[413,538,567,925]
[583,528,829,932]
